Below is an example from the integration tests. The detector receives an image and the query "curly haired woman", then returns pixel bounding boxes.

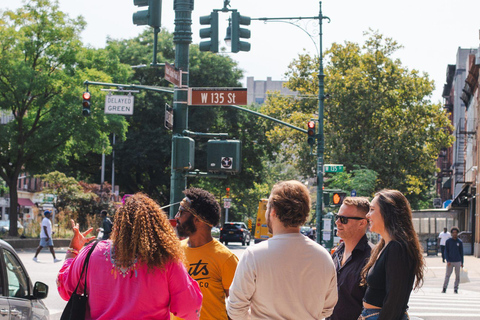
[57,193,202,320]
[359,189,425,320]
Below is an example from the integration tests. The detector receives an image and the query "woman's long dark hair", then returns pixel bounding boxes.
[361,189,425,290]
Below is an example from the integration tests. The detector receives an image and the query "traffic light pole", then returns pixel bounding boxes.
[316,2,329,245]
[170,0,193,218]
[251,2,329,245]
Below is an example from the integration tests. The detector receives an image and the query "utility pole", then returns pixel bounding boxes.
[170,0,193,218]
[316,1,328,245]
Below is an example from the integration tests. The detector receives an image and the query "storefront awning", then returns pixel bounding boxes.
[18,198,35,207]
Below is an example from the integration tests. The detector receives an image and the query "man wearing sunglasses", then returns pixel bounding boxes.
[327,197,372,320]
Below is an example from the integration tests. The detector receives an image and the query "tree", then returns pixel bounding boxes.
[262,31,454,208]
[0,0,128,235]
[325,167,378,197]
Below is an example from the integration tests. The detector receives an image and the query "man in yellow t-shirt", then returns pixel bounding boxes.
[172,188,238,320]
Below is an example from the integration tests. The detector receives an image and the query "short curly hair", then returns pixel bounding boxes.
[183,187,221,227]
[269,180,311,228]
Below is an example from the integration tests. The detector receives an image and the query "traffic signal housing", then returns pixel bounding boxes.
[226,187,231,198]
[332,192,347,206]
[82,92,91,116]
[307,120,316,146]
[132,0,162,28]
[199,11,219,53]
[231,11,251,53]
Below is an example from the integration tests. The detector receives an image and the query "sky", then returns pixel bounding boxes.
[2,0,480,103]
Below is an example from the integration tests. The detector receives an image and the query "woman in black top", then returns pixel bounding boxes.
[359,190,425,320]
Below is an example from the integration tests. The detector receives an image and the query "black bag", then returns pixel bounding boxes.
[60,241,99,320]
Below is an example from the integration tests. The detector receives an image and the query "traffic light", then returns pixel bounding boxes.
[132,0,162,28]
[307,120,316,146]
[231,11,251,53]
[323,192,330,206]
[332,192,347,206]
[82,92,91,116]
[226,187,231,198]
[199,11,219,53]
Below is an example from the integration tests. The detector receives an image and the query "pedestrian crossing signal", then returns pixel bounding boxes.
[332,192,347,206]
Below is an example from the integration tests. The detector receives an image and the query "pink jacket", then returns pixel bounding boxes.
[57,241,202,320]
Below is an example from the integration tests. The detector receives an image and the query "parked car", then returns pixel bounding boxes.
[0,239,49,319]
[220,222,251,246]
[0,220,24,234]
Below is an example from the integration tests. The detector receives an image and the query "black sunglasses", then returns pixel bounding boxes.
[335,214,366,224]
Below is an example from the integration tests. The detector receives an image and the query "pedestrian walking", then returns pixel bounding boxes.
[33,211,61,263]
[327,197,372,320]
[96,209,113,240]
[227,180,337,320]
[360,189,425,320]
[442,227,464,294]
[172,187,238,320]
[57,193,202,320]
[438,227,451,263]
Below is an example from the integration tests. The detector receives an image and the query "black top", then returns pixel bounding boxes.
[327,235,372,320]
[363,240,415,320]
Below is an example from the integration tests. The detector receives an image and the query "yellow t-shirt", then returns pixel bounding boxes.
[173,239,238,320]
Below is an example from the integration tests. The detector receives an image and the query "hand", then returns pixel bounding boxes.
[447,262,451,267]
[69,220,96,251]
[461,264,463,268]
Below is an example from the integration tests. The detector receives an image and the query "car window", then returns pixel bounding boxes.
[3,250,28,298]
[223,224,242,230]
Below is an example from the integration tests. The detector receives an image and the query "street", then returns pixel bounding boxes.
[16,243,480,320]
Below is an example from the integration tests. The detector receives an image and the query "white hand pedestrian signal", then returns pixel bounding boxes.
[221,157,233,169]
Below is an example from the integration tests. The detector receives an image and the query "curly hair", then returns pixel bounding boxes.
[110,193,185,270]
[361,189,425,290]
[183,188,220,227]
[269,180,311,228]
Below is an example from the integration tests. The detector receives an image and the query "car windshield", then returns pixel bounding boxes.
[223,224,243,229]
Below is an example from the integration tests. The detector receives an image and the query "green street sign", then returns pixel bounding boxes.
[324,164,344,173]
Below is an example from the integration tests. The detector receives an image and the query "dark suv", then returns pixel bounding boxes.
[220,222,251,246]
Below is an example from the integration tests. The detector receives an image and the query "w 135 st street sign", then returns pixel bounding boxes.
[188,87,248,106]
[105,94,134,115]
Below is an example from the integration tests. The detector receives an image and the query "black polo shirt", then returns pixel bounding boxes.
[327,234,372,320]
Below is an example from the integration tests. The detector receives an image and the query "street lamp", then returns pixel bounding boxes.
[224,18,232,46]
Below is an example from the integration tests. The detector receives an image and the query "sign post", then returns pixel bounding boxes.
[224,198,232,223]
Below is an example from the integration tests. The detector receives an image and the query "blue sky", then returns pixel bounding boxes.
[3,0,480,102]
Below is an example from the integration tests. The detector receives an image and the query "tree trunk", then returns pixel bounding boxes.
[8,179,18,237]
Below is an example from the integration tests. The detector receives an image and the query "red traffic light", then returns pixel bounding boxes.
[82,92,91,100]
[307,121,315,136]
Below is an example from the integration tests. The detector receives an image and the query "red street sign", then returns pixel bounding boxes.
[188,87,248,106]
[165,62,181,87]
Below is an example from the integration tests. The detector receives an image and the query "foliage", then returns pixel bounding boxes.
[261,31,454,209]
[325,167,378,198]
[0,0,128,235]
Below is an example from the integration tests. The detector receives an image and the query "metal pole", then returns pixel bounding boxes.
[170,0,193,218]
[316,1,326,245]
[101,152,105,190]
[225,208,229,223]
[112,133,115,195]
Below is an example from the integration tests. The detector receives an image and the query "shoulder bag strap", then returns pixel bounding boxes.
[72,240,99,295]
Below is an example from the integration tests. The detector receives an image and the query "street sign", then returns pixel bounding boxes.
[188,87,248,106]
[165,62,182,87]
[105,94,134,115]
[351,189,357,197]
[324,164,344,173]
[223,198,232,209]
[165,103,173,131]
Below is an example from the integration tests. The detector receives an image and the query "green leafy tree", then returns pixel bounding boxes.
[0,0,128,235]
[325,167,378,197]
[262,31,453,208]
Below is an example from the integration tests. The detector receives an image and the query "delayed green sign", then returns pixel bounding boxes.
[324,164,344,173]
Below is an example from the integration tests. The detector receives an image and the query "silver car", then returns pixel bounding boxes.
[0,240,49,319]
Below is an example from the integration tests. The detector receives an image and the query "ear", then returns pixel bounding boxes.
[269,206,277,218]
